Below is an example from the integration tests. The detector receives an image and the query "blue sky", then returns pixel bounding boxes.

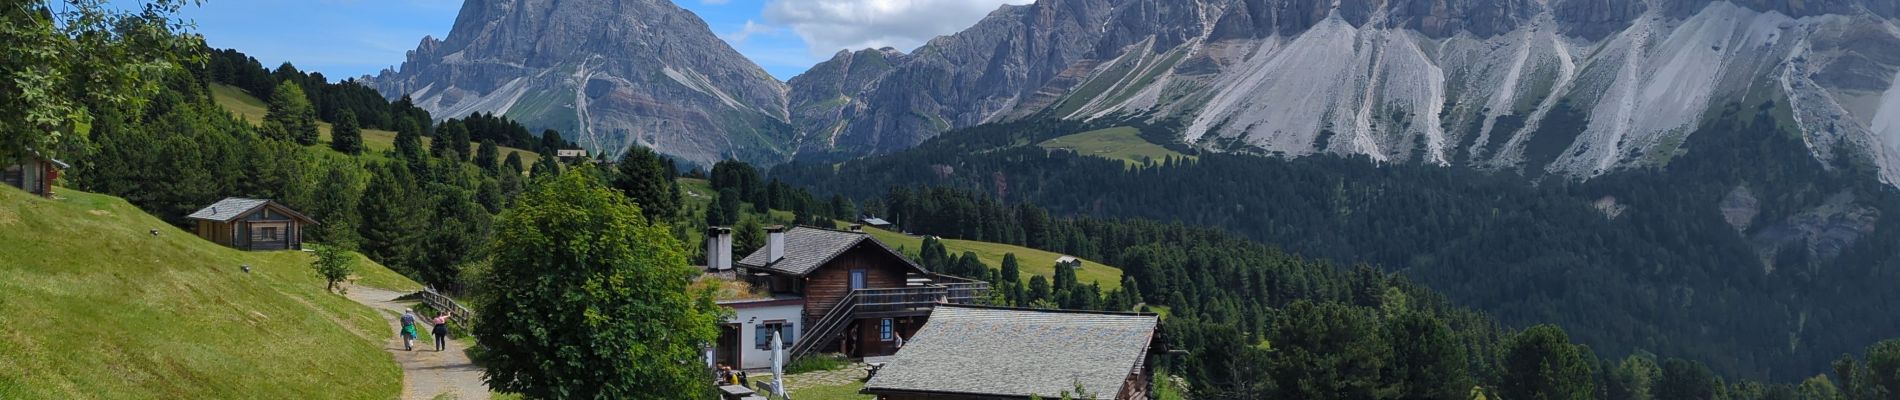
[143,0,1030,81]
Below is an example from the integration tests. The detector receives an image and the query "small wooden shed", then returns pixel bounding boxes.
[186,198,317,251]
[3,151,67,198]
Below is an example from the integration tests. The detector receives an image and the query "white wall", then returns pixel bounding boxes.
[724,302,804,370]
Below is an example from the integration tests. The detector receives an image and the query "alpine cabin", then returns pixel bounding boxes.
[3,151,66,198]
[186,198,317,251]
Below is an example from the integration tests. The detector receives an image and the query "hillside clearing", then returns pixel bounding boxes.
[0,186,416,399]
[211,83,543,166]
[859,225,1124,291]
[1038,126,1193,168]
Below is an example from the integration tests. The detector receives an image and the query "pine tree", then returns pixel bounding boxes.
[614,146,680,223]
[1500,325,1598,400]
[330,110,363,154]
[263,82,320,145]
[475,140,500,172]
[394,117,425,161]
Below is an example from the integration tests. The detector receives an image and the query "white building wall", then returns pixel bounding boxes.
[724,302,804,370]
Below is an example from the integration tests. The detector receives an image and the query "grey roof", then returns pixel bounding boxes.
[862,305,1159,399]
[862,217,892,226]
[185,198,315,223]
[736,226,921,276]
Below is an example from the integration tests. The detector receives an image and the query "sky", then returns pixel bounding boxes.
[141,0,1033,81]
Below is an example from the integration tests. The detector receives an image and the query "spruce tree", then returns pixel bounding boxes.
[613,146,680,223]
[394,117,425,161]
[330,110,363,154]
[263,82,320,145]
[475,140,500,172]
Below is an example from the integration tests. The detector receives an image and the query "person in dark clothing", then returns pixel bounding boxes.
[431,312,451,352]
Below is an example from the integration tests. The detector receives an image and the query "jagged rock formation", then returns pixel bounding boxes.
[366,0,792,166]
[369,0,1900,185]
[800,0,1900,185]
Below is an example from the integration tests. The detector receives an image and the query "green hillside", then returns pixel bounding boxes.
[0,186,418,399]
[211,83,543,166]
[1037,126,1192,168]
[860,225,1124,291]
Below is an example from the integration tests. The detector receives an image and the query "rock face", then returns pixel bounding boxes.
[366,0,791,166]
[796,0,1900,186]
[370,0,1900,183]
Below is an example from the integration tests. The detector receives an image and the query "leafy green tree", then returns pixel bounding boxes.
[1500,325,1597,400]
[1267,301,1387,400]
[1385,312,1471,400]
[614,146,680,223]
[263,82,320,145]
[312,241,355,294]
[1798,375,1843,400]
[476,172,722,399]
[330,110,363,154]
[1,0,199,161]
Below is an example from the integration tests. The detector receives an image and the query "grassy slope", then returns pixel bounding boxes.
[0,186,418,399]
[211,83,543,166]
[1038,126,1193,168]
[858,225,1124,291]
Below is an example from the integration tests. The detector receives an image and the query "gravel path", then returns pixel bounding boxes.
[345,285,490,400]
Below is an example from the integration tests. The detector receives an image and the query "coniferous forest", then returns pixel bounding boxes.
[771,103,1900,383]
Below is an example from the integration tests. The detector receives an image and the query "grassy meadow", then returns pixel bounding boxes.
[859,225,1124,291]
[211,83,543,166]
[1038,126,1193,168]
[0,186,417,399]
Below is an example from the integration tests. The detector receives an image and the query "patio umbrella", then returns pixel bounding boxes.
[771,330,787,398]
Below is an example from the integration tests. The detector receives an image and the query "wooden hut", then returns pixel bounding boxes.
[186,198,317,251]
[3,151,67,198]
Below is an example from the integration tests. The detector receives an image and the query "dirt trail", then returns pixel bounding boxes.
[344,285,490,400]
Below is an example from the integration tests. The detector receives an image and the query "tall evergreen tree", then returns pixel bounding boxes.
[357,162,429,277]
[1500,325,1598,400]
[475,140,500,172]
[394,116,425,161]
[330,110,363,154]
[1385,312,1472,400]
[263,82,320,145]
[614,146,680,223]
[1267,301,1388,400]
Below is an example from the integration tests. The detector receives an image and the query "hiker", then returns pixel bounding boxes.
[431,311,451,351]
[400,309,417,351]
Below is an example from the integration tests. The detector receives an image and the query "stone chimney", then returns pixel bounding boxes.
[767,225,788,263]
[706,227,733,270]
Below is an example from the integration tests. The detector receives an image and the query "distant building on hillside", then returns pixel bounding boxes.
[3,151,66,198]
[186,198,317,251]
[860,216,893,230]
[555,149,588,161]
[861,305,1163,400]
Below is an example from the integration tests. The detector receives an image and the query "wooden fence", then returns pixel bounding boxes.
[417,287,474,328]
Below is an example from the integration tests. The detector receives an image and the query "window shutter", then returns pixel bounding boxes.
[783,324,795,346]
[755,324,768,350]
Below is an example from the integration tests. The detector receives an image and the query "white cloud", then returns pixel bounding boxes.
[763,0,1034,57]
[724,20,779,44]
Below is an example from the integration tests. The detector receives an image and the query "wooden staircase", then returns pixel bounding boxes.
[786,282,989,361]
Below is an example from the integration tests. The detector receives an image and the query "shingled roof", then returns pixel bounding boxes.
[185,198,315,224]
[862,305,1159,399]
[735,226,923,276]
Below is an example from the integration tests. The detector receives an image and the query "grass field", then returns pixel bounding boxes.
[0,186,418,399]
[211,83,542,166]
[1038,126,1193,168]
[859,225,1123,291]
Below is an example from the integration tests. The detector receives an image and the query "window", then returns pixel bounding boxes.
[850,269,867,291]
[261,227,279,240]
[755,321,794,350]
[879,318,893,342]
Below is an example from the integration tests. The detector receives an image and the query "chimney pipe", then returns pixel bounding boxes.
[767,226,788,263]
[706,227,733,270]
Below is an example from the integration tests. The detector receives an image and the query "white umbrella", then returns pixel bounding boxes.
[771,330,787,399]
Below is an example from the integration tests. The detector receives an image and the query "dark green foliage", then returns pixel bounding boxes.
[615,146,681,222]
[1659,358,1723,400]
[707,188,742,227]
[475,172,722,399]
[206,49,430,132]
[357,162,429,278]
[330,110,363,155]
[475,140,500,172]
[1501,325,1597,400]
[262,82,320,145]
[395,117,425,161]
[1267,301,1388,400]
[1385,313,1471,400]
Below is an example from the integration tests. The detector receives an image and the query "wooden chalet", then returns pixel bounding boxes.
[861,305,1163,400]
[186,198,317,251]
[3,151,66,198]
[729,226,989,361]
